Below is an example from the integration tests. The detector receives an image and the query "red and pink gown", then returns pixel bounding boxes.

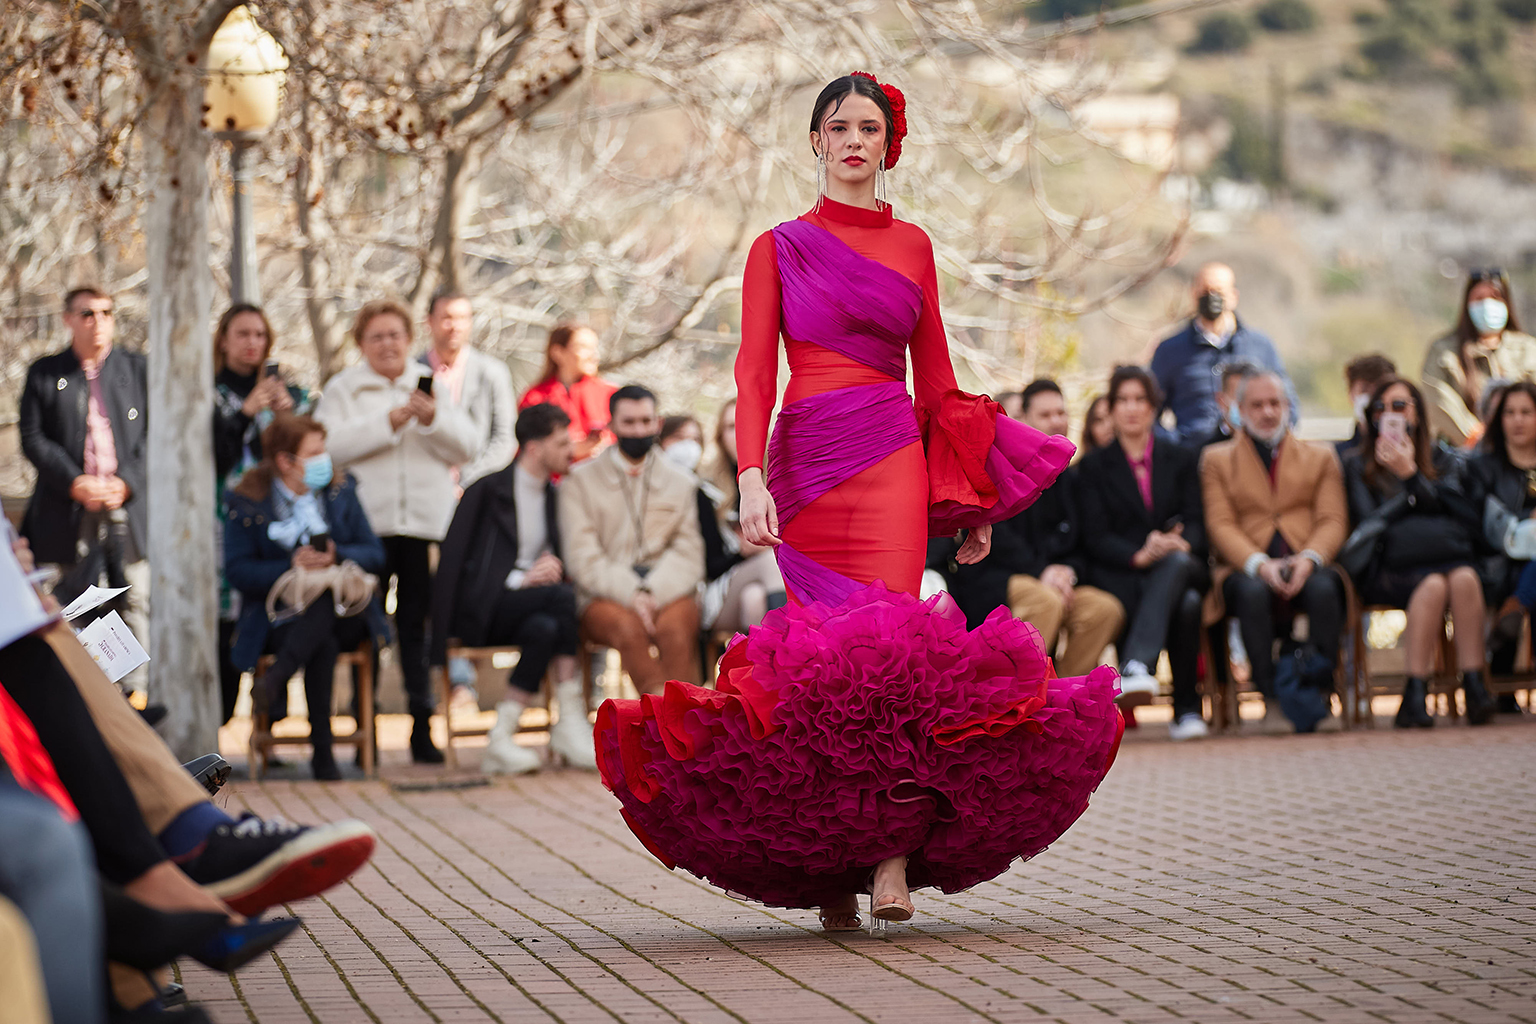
[594,198,1123,910]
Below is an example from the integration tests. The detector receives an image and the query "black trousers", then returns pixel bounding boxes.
[0,635,164,884]
[1222,566,1344,700]
[1120,550,1207,719]
[261,601,372,751]
[486,584,580,694]
[381,535,434,717]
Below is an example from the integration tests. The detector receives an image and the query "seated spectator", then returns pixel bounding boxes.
[1339,353,1397,458]
[1201,371,1349,733]
[1194,361,1260,452]
[1465,380,1536,708]
[1422,267,1536,448]
[1342,377,1492,727]
[1079,366,1210,740]
[994,390,1025,421]
[1079,394,1113,458]
[431,404,593,775]
[1150,262,1299,446]
[947,380,1124,674]
[561,385,705,693]
[519,322,618,462]
[213,304,313,724]
[224,414,389,780]
[665,403,785,637]
[317,299,479,763]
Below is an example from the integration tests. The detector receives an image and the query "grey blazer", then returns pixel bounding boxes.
[419,347,516,488]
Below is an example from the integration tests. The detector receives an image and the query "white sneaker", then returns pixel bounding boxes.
[548,680,598,770]
[1168,713,1209,741]
[482,701,541,776]
[1117,661,1159,705]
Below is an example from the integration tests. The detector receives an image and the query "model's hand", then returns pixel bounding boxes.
[633,591,658,635]
[956,523,992,564]
[738,469,782,547]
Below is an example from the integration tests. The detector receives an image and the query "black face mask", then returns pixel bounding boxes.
[617,434,658,460]
[1197,290,1225,321]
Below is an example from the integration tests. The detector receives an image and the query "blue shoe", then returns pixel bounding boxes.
[191,916,302,972]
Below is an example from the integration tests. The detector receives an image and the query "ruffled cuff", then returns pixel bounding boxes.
[923,390,1075,537]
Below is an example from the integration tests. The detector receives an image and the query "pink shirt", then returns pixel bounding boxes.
[81,345,118,479]
[427,348,469,404]
[1124,436,1152,511]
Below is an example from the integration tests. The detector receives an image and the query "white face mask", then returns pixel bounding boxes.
[662,438,703,472]
[1469,298,1509,335]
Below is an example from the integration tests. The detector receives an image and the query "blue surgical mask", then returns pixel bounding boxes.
[1469,298,1509,335]
[302,452,334,491]
[1226,402,1243,431]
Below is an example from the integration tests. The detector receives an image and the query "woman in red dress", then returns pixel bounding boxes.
[595,74,1122,933]
[518,322,616,461]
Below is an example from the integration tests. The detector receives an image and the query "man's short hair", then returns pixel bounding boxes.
[1235,369,1286,407]
[64,286,109,313]
[1020,379,1062,416]
[1108,365,1163,409]
[609,384,658,418]
[1345,353,1397,388]
[427,289,468,316]
[515,403,572,447]
[1217,360,1261,391]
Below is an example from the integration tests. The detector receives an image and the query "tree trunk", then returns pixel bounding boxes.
[408,144,478,314]
[141,69,220,759]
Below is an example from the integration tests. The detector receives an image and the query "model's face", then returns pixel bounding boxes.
[811,93,886,191]
[221,311,269,375]
[1023,391,1070,438]
[1503,390,1536,449]
[359,313,411,381]
[1112,382,1154,437]
[1088,399,1114,448]
[428,297,472,354]
[611,398,659,439]
[66,295,115,355]
[1239,375,1288,439]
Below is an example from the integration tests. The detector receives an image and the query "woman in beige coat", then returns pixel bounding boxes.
[1422,268,1536,448]
[316,299,478,762]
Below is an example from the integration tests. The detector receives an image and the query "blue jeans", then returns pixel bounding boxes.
[1515,560,1536,610]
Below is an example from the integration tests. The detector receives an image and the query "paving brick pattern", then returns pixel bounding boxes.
[184,721,1536,1024]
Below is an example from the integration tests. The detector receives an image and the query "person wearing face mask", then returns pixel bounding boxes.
[224,414,390,779]
[1338,354,1397,459]
[660,409,786,638]
[560,385,705,693]
[1150,262,1300,447]
[1201,372,1350,733]
[1193,361,1261,453]
[1421,268,1536,449]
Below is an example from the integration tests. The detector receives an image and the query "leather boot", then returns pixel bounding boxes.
[1461,669,1497,726]
[548,680,598,769]
[1394,676,1434,729]
[410,711,445,764]
[482,701,541,776]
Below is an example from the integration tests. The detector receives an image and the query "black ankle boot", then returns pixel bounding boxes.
[1395,676,1434,729]
[1462,670,1496,726]
[410,712,444,764]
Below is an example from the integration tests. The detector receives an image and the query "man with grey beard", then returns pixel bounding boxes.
[1200,371,1349,732]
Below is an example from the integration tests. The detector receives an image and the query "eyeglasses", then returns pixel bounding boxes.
[1371,399,1416,413]
[1469,267,1507,283]
[74,308,113,321]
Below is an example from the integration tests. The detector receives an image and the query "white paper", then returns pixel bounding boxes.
[60,584,131,622]
[0,542,57,649]
[76,610,150,684]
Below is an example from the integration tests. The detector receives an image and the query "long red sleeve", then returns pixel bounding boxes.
[735,230,782,472]
[907,233,960,417]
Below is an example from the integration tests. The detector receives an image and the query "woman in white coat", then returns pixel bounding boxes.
[317,299,479,762]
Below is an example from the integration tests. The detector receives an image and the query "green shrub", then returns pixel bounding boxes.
[1257,0,1319,31]
[1188,12,1254,53]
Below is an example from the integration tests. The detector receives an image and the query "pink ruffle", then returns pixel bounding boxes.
[595,584,1123,910]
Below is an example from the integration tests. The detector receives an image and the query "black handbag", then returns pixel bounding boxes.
[1339,491,1408,582]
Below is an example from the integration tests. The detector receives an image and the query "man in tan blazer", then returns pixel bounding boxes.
[561,384,705,692]
[1201,371,1348,730]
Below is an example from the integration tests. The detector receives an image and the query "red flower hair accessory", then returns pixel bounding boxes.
[851,71,907,169]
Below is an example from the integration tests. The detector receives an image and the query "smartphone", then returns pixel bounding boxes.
[264,361,281,379]
[416,374,434,396]
[308,531,330,552]
[1380,412,1407,444]
[1162,515,1184,532]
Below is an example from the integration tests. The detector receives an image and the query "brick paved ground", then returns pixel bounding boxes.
[184,715,1536,1024]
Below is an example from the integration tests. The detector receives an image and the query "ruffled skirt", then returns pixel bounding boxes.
[594,584,1123,910]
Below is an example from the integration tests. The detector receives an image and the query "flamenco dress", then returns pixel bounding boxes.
[594,198,1124,909]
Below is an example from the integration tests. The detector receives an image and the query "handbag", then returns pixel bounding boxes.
[1338,491,1410,583]
[1273,641,1334,733]
[265,561,378,624]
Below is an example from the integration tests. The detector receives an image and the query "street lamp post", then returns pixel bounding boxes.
[205,5,287,305]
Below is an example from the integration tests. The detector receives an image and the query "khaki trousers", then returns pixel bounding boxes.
[581,596,702,695]
[0,896,48,1024]
[1006,575,1125,678]
[41,622,207,834]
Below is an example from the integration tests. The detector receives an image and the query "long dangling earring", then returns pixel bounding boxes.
[815,149,827,212]
[876,161,887,208]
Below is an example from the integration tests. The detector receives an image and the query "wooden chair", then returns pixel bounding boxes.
[438,643,605,768]
[1485,601,1536,710]
[248,642,375,779]
[1353,603,1462,725]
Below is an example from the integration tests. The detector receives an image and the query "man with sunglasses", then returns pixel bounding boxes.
[1150,262,1299,447]
[1422,266,1536,448]
[18,286,151,690]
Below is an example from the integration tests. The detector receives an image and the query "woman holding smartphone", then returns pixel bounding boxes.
[1342,377,1490,727]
